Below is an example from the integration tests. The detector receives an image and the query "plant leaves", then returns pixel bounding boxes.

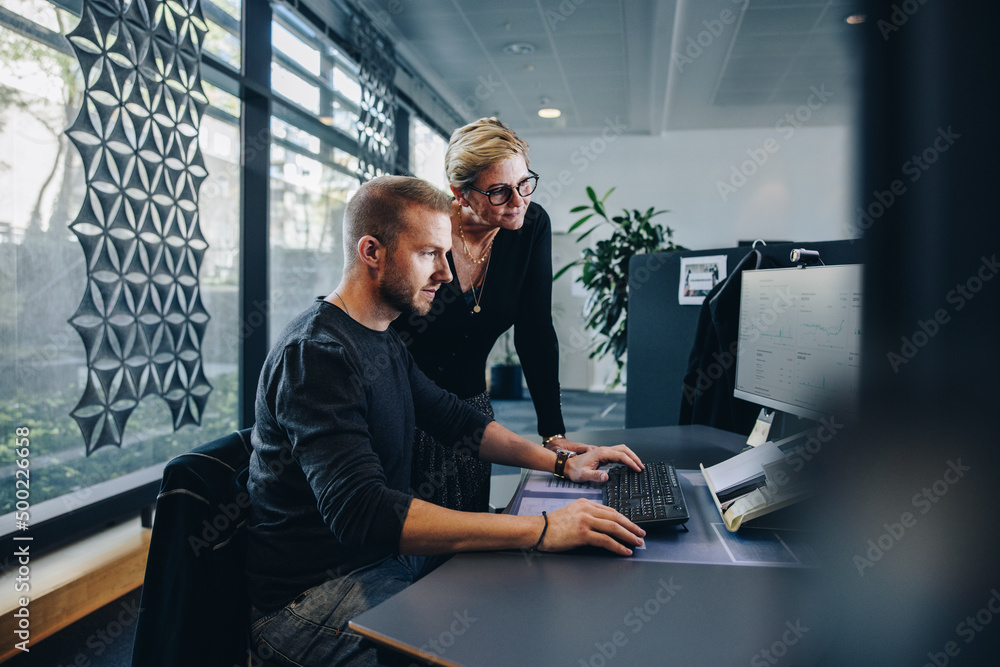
[567,213,594,232]
[552,261,579,282]
[562,185,684,388]
[576,225,600,242]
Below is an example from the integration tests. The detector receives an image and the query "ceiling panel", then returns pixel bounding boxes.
[739,6,828,34]
[704,0,861,128]
[730,33,810,57]
[551,34,627,58]
[454,0,541,11]
[355,0,861,134]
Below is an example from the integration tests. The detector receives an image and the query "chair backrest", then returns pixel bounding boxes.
[131,428,254,667]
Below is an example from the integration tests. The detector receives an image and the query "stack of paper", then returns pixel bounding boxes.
[702,441,784,498]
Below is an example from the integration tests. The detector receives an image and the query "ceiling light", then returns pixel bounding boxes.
[538,108,561,119]
[503,42,535,55]
[844,13,866,24]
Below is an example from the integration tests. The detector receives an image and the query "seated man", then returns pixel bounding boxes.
[246,175,645,667]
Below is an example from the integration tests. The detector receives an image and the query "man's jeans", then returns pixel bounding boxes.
[250,554,449,667]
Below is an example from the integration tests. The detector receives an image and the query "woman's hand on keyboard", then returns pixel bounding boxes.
[565,444,644,483]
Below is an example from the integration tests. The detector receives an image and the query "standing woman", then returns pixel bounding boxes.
[393,117,592,513]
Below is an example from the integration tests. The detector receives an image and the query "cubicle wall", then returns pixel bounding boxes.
[625,240,865,429]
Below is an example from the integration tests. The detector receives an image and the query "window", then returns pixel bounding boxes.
[268,143,357,338]
[272,61,321,115]
[410,115,449,191]
[203,0,241,69]
[267,10,361,339]
[0,0,446,553]
[273,21,319,75]
[0,0,238,541]
[330,65,361,135]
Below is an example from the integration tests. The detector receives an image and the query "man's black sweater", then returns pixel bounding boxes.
[246,299,491,611]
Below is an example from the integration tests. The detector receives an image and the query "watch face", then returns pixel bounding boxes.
[554,449,571,479]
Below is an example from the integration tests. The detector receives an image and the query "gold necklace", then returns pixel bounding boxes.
[458,221,495,265]
[470,249,491,314]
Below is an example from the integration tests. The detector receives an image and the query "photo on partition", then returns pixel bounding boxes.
[679,255,728,305]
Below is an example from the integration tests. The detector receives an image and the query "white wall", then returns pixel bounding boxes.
[519,124,858,391]
[525,125,857,244]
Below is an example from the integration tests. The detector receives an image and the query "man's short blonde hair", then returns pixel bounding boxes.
[445,117,530,192]
[343,175,452,269]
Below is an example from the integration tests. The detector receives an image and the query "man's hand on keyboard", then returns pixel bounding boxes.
[541,499,645,556]
[565,444,644,484]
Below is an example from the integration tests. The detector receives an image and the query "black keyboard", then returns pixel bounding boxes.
[603,461,690,527]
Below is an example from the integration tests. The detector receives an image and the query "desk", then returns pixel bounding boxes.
[563,423,746,469]
[351,425,825,666]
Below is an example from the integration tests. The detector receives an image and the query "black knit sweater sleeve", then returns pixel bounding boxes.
[513,206,566,437]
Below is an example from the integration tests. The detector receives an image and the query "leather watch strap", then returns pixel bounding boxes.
[554,449,573,479]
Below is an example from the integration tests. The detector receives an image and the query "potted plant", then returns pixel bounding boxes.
[489,331,523,400]
[554,187,685,388]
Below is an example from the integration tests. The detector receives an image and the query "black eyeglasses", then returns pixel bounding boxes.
[467,170,540,206]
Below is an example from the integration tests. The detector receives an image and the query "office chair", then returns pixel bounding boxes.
[131,427,274,667]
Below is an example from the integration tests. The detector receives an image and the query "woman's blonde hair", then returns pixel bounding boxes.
[445,117,530,192]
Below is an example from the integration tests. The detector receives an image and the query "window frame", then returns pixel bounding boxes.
[0,0,445,558]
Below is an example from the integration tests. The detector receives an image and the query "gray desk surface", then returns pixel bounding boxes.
[351,425,826,666]
[561,423,747,469]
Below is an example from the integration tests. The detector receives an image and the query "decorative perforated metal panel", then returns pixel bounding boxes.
[65,0,212,453]
[353,13,397,181]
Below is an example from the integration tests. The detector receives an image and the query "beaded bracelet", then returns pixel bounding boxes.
[530,511,548,552]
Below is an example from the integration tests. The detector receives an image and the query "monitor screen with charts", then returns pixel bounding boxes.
[734,264,863,421]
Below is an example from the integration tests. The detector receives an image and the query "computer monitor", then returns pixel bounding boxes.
[734,264,862,422]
